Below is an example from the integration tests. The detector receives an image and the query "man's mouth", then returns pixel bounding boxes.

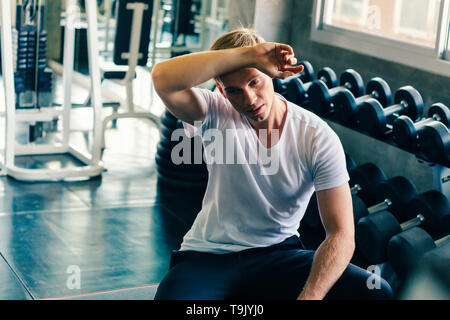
[249,104,264,115]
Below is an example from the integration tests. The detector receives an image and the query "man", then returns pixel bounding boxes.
[152,28,393,300]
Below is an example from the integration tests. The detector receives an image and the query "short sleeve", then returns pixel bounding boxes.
[182,87,230,138]
[309,124,349,191]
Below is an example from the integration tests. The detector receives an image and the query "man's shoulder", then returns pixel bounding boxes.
[194,87,226,104]
[287,100,331,134]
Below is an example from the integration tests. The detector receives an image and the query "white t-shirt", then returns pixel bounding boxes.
[179,88,349,254]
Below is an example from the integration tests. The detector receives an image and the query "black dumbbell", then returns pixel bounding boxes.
[352,176,418,224]
[273,61,315,95]
[356,190,450,265]
[356,86,424,137]
[285,67,338,106]
[333,77,392,127]
[393,103,450,151]
[307,69,365,116]
[302,162,388,229]
[349,163,387,205]
[417,121,450,164]
[387,227,450,279]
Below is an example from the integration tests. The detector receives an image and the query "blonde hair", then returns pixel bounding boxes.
[210,28,264,83]
[209,28,265,51]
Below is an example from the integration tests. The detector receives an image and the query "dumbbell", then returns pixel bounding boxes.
[352,176,418,224]
[356,86,424,137]
[348,163,386,205]
[285,67,338,106]
[387,227,450,280]
[307,69,365,116]
[393,103,450,151]
[302,162,388,229]
[355,190,450,265]
[417,121,450,165]
[333,77,392,127]
[273,61,315,96]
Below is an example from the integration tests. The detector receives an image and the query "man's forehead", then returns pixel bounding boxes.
[220,68,263,87]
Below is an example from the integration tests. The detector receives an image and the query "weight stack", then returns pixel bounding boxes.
[13,24,54,109]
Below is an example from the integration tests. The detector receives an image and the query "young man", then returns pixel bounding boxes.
[152,29,393,300]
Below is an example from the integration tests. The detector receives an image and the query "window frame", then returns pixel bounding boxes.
[310,0,450,77]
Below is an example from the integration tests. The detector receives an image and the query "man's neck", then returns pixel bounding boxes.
[248,95,287,148]
[249,95,287,133]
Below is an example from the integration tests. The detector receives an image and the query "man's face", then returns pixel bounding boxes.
[217,68,275,122]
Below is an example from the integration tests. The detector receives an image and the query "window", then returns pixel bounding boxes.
[311,0,450,76]
[394,0,441,48]
[325,0,369,27]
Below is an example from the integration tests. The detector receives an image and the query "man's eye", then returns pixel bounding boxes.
[227,88,239,95]
[250,79,260,87]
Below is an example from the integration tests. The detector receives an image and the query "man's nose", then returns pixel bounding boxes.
[243,89,257,106]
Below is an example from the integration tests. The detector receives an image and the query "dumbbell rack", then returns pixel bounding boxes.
[0,0,104,181]
[431,163,449,199]
[326,119,450,199]
[281,64,450,199]
[337,115,449,198]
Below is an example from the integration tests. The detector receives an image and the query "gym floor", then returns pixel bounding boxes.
[0,72,201,300]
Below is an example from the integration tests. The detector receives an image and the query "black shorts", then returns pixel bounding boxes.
[155,235,393,300]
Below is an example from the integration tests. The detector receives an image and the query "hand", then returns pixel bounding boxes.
[251,42,304,79]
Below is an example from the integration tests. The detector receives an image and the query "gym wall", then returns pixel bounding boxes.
[228,0,449,194]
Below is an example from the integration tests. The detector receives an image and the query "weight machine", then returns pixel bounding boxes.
[98,0,161,148]
[97,0,227,109]
[0,0,104,181]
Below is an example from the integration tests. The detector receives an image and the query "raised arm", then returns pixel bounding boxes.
[151,43,302,125]
[297,183,355,300]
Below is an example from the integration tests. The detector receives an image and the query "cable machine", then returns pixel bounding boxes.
[0,0,104,181]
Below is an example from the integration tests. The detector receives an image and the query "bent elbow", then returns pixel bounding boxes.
[348,236,356,255]
[343,233,356,259]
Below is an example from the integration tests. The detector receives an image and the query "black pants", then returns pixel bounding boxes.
[155,236,393,300]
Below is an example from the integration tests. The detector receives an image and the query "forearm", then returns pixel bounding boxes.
[152,47,254,93]
[298,233,355,300]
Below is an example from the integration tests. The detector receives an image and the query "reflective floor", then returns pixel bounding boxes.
[0,85,201,299]
[0,21,212,300]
